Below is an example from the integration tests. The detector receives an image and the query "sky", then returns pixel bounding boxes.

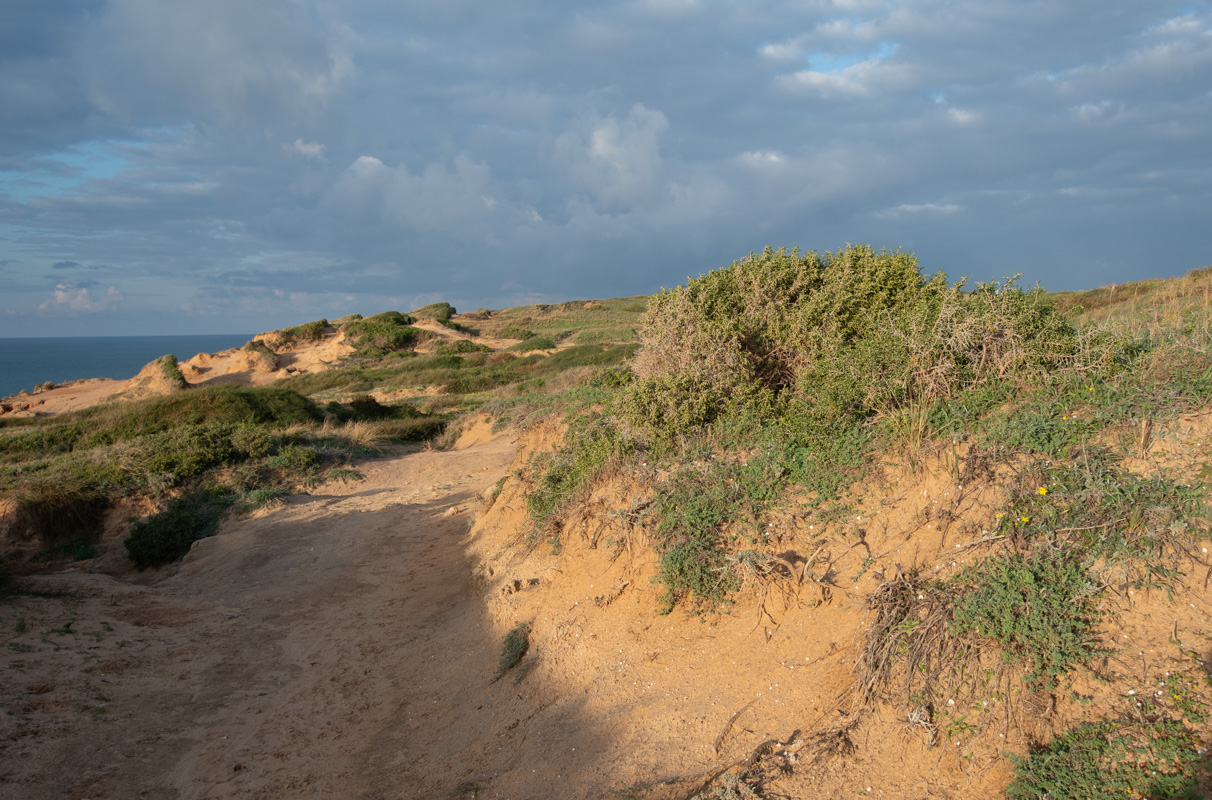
[1,0,1209,337]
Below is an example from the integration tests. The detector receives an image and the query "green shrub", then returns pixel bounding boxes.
[506,335,557,352]
[124,487,237,569]
[982,400,1095,457]
[495,622,531,680]
[525,416,632,531]
[951,549,1099,688]
[265,443,318,470]
[0,424,83,463]
[411,302,456,322]
[571,327,638,345]
[244,338,275,355]
[72,385,320,446]
[239,487,288,510]
[993,458,1205,574]
[346,394,396,420]
[375,417,447,442]
[344,312,424,353]
[54,533,99,561]
[649,457,784,612]
[280,369,373,396]
[497,325,535,340]
[1007,720,1207,800]
[544,343,638,371]
[127,422,272,484]
[281,319,329,343]
[228,424,272,459]
[622,245,1081,442]
[156,354,188,389]
[775,420,868,501]
[436,339,491,354]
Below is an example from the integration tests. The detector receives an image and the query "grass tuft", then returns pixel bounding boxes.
[494,622,531,681]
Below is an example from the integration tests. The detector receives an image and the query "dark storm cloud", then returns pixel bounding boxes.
[0,0,1209,334]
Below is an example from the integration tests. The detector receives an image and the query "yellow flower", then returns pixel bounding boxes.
[1037,487,1048,496]
[1020,516,1030,524]
[1088,386,1094,392]
[1062,415,1069,420]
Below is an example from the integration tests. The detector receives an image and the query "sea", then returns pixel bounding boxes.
[0,334,254,400]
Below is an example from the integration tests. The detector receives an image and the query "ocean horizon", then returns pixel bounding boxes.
[0,334,253,400]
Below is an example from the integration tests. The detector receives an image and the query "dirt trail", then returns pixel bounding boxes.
[0,424,1025,800]
[0,430,528,799]
[9,418,1205,799]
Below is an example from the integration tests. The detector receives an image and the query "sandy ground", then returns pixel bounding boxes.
[2,420,1209,799]
[0,429,518,799]
[2,421,955,800]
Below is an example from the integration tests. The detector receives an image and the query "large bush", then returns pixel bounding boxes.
[343,311,424,353]
[620,245,1079,440]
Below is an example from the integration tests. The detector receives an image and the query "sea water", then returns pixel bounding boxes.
[0,334,253,399]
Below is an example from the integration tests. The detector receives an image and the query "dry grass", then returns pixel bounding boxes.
[1055,265,1212,341]
[853,571,980,712]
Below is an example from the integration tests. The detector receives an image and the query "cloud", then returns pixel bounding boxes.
[330,153,498,232]
[876,203,964,219]
[1,1,1210,334]
[39,281,124,314]
[556,104,669,208]
[286,139,326,160]
[80,1,353,126]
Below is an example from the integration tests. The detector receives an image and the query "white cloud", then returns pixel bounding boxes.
[738,150,786,169]
[557,104,669,207]
[876,203,963,218]
[330,154,497,231]
[783,69,870,97]
[760,42,802,61]
[947,108,979,124]
[39,282,124,314]
[81,0,353,124]
[286,139,326,159]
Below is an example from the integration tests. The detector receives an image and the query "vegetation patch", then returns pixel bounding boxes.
[245,338,275,356]
[156,354,188,389]
[281,319,329,343]
[994,458,1206,572]
[124,486,238,569]
[525,415,632,533]
[411,302,455,322]
[9,476,109,547]
[344,311,425,354]
[1007,719,1208,800]
[648,456,785,612]
[494,621,531,681]
[506,335,557,352]
[496,325,535,340]
[951,549,1100,689]
[621,244,1083,443]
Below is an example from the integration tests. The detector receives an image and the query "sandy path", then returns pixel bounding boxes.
[1,433,521,800]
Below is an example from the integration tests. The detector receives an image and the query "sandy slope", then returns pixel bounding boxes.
[0,428,516,799]
[0,327,354,419]
[3,416,1208,799]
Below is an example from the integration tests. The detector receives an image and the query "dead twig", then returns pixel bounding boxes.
[951,533,1006,552]
[800,544,827,584]
[712,699,757,756]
